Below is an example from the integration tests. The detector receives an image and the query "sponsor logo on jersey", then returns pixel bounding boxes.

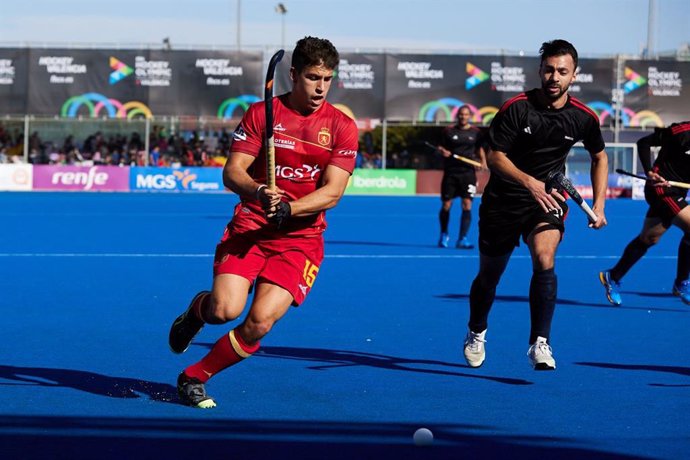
[337,149,358,157]
[318,128,331,146]
[276,164,321,180]
[233,125,247,141]
[298,284,308,295]
[274,123,286,132]
[523,126,532,134]
[565,135,574,141]
[548,206,564,218]
[275,138,296,150]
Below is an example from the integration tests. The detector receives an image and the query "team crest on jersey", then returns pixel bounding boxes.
[317,128,331,146]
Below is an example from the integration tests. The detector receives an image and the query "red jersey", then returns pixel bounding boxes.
[230,94,359,237]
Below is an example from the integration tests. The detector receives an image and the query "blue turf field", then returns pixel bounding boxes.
[0,192,688,459]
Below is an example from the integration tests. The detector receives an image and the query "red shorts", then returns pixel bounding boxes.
[213,226,324,305]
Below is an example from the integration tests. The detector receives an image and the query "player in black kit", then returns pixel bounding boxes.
[462,39,609,371]
[437,105,487,249]
[600,121,690,306]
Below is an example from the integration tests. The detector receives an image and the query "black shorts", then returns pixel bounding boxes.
[441,170,477,201]
[644,183,688,228]
[478,198,569,257]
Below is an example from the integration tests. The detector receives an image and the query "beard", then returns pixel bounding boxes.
[542,82,569,100]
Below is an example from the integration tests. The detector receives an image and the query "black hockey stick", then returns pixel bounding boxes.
[545,171,598,224]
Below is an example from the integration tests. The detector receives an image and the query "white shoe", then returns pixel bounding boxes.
[527,336,556,370]
[463,329,486,368]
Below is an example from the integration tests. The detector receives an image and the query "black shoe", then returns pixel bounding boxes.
[169,291,209,354]
[177,372,216,409]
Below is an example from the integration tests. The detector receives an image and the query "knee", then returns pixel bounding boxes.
[639,233,659,246]
[206,293,243,323]
[477,271,500,290]
[532,251,555,271]
[241,316,275,341]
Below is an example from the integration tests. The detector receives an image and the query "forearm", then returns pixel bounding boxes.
[637,136,655,173]
[590,151,609,210]
[289,185,344,217]
[488,150,534,188]
[223,162,263,198]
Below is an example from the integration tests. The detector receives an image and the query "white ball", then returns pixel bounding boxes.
[413,427,433,446]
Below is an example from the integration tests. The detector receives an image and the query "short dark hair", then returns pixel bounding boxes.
[457,105,471,118]
[291,36,339,73]
[539,39,578,69]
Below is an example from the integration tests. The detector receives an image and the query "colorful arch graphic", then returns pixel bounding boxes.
[584,101,664,127]
[417,97,665,128]
[60,92,153,119]
[217,94,261,119]
[629,110,664,128]
[418,97,495,124]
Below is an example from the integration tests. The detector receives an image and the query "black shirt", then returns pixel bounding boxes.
[441,124,483,174]
[639,121,690,183]
[486,88,605,202]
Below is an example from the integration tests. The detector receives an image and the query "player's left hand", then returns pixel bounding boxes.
[266,201,291,228]
[647,171,670,187]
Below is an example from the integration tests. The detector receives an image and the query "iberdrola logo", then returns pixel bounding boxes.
[466,62,489,90]
[109,57,133,85]
[623,67,647,94]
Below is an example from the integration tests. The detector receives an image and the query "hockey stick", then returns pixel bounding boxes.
[265,49,285,190]
[545,171,598,224]
[423,141,482,168]
[615,168,690,189]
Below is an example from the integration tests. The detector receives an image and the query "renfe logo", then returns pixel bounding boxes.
[33,165,129,191]
[52,167,108,190]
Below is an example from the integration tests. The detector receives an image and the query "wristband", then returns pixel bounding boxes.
[255,184,267,200]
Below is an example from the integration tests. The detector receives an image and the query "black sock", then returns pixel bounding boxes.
[460,209,471,239]
[439,209,450,234]
[676,235,690,284]
[529,268,557,344]
[610,236,652,282]
[468,276,495,333]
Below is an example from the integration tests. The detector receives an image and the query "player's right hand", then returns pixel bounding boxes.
[529,177,563,213]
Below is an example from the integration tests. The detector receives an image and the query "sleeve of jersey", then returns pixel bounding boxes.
[328,117,359,174]
[489,102,521,153]
[230,103,264,158]
[582,117,606,154]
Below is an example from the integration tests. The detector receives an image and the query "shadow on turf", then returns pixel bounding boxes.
[436,293,687,313]
[0,365,178,404]
[0,415,650,460]
[576,362,690,387]
[197,344,532,386]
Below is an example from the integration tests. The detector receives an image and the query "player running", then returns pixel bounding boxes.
[462,39,609,371]
[600,121,690,306]
[436,105,487,249]
[168,36,359,408]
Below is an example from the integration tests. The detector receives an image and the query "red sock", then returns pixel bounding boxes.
[191,292,211,323]
[184,328,260,383]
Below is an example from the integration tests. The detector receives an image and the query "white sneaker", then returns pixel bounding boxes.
[463,329,486,368]
[527,336,556,370]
